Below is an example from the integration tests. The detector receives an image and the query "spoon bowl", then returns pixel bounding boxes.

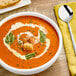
[58,5,73,22]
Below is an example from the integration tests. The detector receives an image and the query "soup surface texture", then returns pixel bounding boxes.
[0,16,59,69]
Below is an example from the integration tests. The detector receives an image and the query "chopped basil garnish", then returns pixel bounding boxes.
[25,52,36,59]
[32,30,34,33]
[29,19,33,23]
[5,32,15,44]
[18,40,23,45]
[17,64,19,67]
[39,30,46,43]
[21,48,24,51]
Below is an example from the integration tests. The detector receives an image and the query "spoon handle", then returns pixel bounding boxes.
[67,23,76,55]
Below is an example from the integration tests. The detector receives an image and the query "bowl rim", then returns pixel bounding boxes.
[0,12,62,75]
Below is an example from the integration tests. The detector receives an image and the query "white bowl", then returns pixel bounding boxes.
[0,12,62,75]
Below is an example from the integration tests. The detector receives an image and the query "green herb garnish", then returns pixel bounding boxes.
[17,64,19,67]
[27,29,30,32]
[32,30,34,33]
[21,48,24,51]
[39,30,46,43]
[5,32,15,44]
[29,20,33,23]
[25,52,36,59]
[35,22,37,24]
[18,41,23,45]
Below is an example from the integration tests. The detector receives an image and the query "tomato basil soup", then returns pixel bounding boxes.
[0,16,59,69]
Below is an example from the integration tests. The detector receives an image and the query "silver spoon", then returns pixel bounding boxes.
[58,5,76,55]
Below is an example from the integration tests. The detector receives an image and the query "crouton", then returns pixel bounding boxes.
[23,43,33,51]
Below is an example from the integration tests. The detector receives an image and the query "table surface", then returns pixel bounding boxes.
[0,0,75,76]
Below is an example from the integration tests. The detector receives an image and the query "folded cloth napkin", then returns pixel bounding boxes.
[54,2,76,76]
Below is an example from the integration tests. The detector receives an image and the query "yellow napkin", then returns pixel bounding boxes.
[54,2,76,76]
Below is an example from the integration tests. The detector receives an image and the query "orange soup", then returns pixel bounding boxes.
[0,16,59,69]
